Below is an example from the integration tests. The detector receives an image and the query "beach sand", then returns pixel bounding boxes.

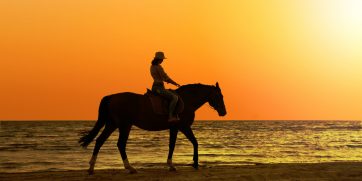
[1,162,361,181]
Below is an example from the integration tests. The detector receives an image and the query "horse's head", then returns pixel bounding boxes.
[208,82,227,116]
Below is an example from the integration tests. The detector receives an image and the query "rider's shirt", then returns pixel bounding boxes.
[150,65,174,85]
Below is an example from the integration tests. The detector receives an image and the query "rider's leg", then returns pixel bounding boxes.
[152,84,179,122]
[168,92,178,121]
[162,90,179,122]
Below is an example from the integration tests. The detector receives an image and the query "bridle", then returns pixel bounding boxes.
[208,90,223,112]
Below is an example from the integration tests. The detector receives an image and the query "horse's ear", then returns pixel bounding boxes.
[216,82,219,88]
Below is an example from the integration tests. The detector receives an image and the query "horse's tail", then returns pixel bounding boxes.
[79,96,111,148]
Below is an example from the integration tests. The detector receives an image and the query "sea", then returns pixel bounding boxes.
[0,120,361,173]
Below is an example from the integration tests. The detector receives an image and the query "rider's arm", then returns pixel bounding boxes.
[158,66,179,86]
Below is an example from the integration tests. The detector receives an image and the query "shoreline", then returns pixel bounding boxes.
[1,162,361,180]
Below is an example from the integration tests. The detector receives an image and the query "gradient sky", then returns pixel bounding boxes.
[1,0,362,120]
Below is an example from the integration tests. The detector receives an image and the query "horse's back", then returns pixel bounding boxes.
[107,92,142,106]
[104,92,171,130]
[105,92,142,121]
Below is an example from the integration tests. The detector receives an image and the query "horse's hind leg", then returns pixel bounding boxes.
[117,124,137,173]
[88,126,115,175]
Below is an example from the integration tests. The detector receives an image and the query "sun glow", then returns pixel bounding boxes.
[288,0,362,80]
[312,0,362,61]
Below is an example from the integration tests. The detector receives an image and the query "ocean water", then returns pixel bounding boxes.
[0,120,361,173]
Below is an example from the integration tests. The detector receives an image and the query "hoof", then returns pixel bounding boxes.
[88,169,94,175]
[169,166,177,172]
[192,163,199,170]
[128,167,138,174]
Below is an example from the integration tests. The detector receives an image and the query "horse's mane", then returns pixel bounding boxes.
[176,83,215,92]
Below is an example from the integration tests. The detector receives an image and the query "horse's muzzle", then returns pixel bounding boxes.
[218,111,227,116]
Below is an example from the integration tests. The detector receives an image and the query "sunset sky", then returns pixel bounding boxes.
[1,0,362,120]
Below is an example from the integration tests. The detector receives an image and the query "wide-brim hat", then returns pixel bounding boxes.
[154,51,167,59]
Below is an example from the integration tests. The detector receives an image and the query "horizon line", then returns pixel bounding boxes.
[1,119,360,121]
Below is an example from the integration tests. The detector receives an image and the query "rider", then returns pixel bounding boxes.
[150,51,181,122]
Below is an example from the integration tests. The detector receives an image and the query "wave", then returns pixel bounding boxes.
[1,120,362,173]
[346,145,362,148]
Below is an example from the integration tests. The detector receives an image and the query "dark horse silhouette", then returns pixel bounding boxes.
[79,82,227,174]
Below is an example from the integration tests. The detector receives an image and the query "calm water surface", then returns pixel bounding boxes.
[0,120,361,173]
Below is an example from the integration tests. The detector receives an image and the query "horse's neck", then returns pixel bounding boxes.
[179,87,210,112]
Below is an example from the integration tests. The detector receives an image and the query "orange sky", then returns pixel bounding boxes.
[1,0,362,120]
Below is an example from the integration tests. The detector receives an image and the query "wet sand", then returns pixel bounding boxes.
[1,162,361,181]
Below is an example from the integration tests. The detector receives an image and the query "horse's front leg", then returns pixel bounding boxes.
[167,126,178,171]
[180,126,198,169]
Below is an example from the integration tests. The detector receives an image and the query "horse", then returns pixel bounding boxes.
[79,82,227,174]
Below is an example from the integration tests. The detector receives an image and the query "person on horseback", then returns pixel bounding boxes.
[150,51,181,122]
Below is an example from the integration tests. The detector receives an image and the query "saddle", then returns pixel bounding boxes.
[144,89,184,115]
